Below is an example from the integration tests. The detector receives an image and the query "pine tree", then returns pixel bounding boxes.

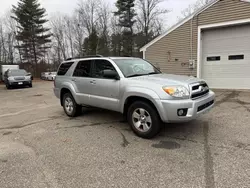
[114,0,136,56]
[12,0,51,77]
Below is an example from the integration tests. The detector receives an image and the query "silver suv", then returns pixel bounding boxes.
[54,56,215,138]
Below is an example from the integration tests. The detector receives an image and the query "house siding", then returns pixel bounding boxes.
[145,0,250,76]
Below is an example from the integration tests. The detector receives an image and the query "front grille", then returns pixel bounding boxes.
[190,82,209,99]
[14,77,25,80]
[197,100,214,112]
[191,89,209,98]
[192,82,208,90]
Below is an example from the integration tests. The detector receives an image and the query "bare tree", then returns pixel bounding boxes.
[180,0,215,18]
[0,19,5,63]
[4,11,17,64]
[71,11,86,56]
[77,0,101,36]
[96,1,111,55]
[110,16,123,56]
[136,0,169,43]
[64,15,75,57]
[50,13,67,60]
[0,11,18,64]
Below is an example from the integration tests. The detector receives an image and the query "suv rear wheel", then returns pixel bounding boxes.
[127,101,162,139]
[63,93,82,117]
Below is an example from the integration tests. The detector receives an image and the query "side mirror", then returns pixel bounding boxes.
[103,69,120,80]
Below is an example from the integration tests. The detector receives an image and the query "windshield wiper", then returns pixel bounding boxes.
[127,72,160,78]
[148,72,160,75]
[127,74,147,78]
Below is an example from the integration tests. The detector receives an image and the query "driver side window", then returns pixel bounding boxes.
[93,60,116,79]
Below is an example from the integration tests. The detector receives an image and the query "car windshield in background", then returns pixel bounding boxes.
[113,58,161,78]
[9,70,27,76]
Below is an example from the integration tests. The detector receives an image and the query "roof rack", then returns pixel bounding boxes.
[65,55,103,61]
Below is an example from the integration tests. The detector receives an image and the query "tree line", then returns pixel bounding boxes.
[0,0,211,77]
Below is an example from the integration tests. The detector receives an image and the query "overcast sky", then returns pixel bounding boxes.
[0,0,198,26]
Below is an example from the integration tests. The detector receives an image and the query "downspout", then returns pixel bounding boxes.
[190,17,193,66]
[142,49,146,59]
[190,9,202,76]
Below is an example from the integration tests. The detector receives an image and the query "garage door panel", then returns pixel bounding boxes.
[203,78,250,89]
[203,38,250,52]
[203,65,250,78]
[201,24,250,89]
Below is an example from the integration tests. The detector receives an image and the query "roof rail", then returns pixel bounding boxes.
[65,55,103,61]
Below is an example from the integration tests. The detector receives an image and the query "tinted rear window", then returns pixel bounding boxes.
[73,60,92,77]
[57,62,74,76]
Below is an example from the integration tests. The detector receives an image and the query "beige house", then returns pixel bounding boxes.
[140,0,250,89]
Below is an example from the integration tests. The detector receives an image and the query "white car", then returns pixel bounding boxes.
[41,72,50,80]
[47,72,57,81]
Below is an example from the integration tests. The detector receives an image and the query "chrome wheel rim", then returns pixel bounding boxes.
[64,97,74,114]
[132,108,152,133]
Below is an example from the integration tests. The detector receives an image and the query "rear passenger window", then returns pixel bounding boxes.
[57,62,74,75]
[73,60,92,77]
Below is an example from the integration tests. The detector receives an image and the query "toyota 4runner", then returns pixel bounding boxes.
[54,56,215,138]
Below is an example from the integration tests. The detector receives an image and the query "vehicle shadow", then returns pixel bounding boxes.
[158,120,204,142]
[77,108,204,141]
[3,85,32,90]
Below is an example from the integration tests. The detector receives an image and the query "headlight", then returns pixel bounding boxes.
[162,86,190,98]
[8,77,14,81]
[25,76,31,80]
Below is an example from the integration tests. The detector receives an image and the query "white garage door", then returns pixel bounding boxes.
[201,24,250,89]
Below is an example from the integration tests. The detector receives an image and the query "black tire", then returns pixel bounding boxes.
[29,83,33,87]
[62,93,82,117]
[127,101,162,139]
[6,83,11,90]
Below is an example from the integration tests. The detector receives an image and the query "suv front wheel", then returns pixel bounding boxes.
[62,93,82,117]
[128,101,162,139]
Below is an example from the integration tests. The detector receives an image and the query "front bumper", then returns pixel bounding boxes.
[8,80,31,86]
[158,90,215,123]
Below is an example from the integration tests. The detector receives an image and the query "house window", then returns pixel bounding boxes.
[228,55,244,60]
[207,56,220,61]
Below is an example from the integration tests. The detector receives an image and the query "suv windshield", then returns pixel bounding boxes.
[8,69,27,76]
[113,58,161,78]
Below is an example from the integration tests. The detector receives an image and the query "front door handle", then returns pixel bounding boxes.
[90,80,96,84]
[71,78,77,82]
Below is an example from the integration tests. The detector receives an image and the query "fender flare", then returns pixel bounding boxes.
[60,83,80,104]
[120,87,166,121]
